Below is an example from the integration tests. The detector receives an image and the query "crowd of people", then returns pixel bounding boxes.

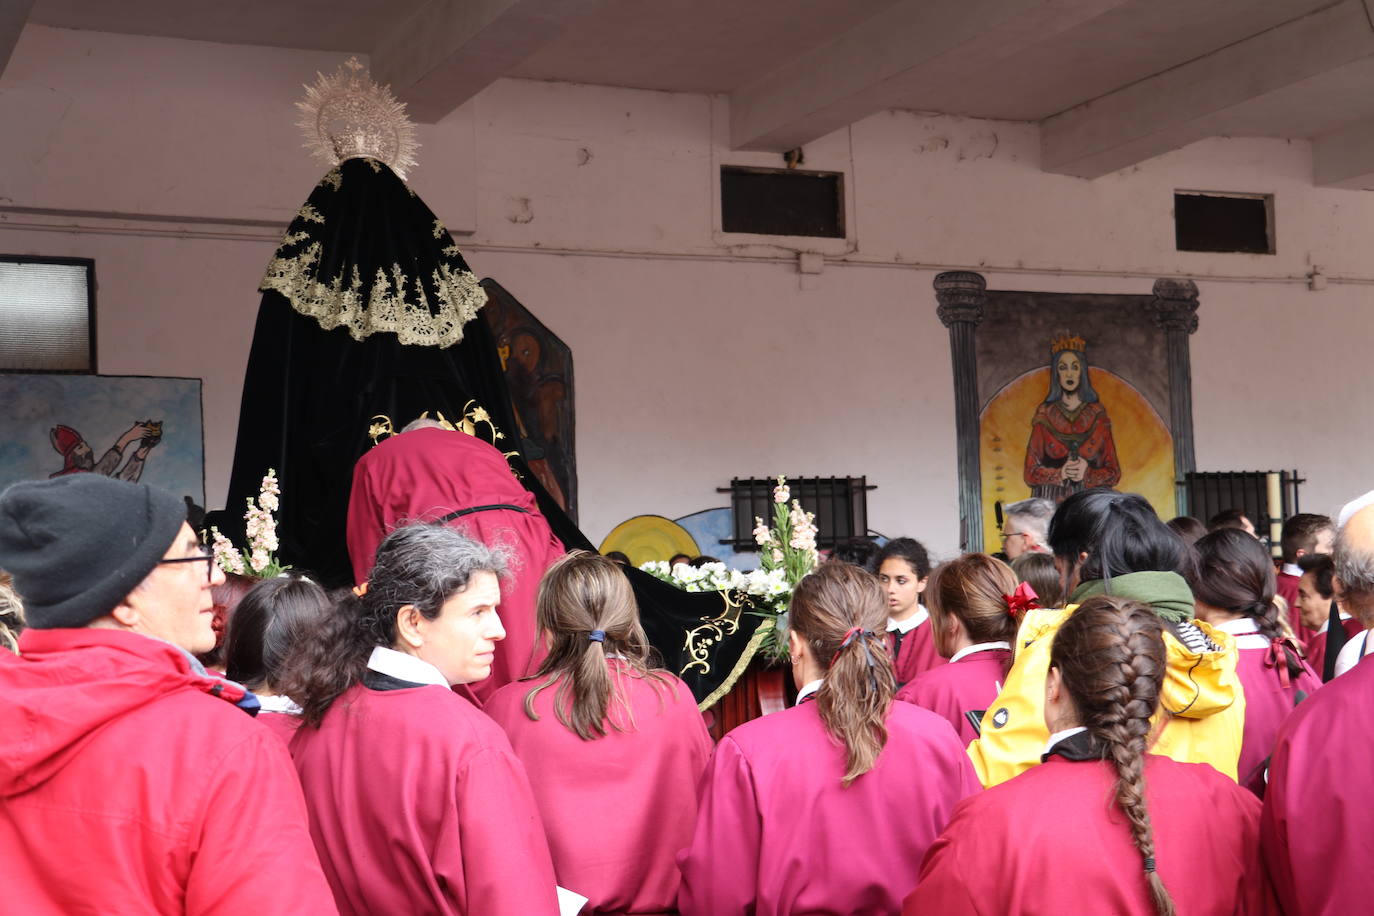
[0,468,1370,915]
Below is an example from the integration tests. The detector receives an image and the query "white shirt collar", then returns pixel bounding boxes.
[1213,616,1269,649]
[366,646,449,688]
[1043,726,1088,757]
[888,605,928,634]
[1282,563,1304,578]
[950,641,1011,664]
[257,694,303,715]
[795,678,824,704]
[1333,631,1372,679]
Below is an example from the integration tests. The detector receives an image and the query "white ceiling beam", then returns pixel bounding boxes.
[370,0,603,124]
[728,0,1132,152]
[1041,0,1374,178]
[0,0,34,79]
[1313,117,1374,188]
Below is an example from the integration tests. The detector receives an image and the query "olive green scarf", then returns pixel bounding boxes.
[1069,571,1194,623]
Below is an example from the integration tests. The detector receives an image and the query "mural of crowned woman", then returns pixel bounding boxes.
[1023,335,1121,501]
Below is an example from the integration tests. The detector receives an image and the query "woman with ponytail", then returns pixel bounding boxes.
[483,551,710,913]
[906,596,1271,915]
[678,563,979,916]
[968,489,1245,787]
[1191,528,1321,795]
[280,524,559,916]
[895,554,1018,744]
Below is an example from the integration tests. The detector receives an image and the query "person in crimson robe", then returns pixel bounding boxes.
[1297,554,1361,678]
[1189,529,1321,795]
[906,596,1274,916]
[677,564,980,916]
[895,554,1018,745]
[222,575,332,744]
[1276,513,1335,643]
[875,537,946,687]
[484,552,711,914]
[346,420,564,706]
[1023,338,1121,502]
[1261,640,1374,912]
[281,524,559,916]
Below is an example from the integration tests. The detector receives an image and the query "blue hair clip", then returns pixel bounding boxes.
[588,629,606,643]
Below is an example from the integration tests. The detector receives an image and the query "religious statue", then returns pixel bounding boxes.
[1023,334,1120,500]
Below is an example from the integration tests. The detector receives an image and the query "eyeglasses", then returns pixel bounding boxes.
[1000,531,1029,543]
[158,545,216,583]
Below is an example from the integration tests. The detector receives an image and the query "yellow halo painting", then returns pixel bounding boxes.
[980,365,1176,543]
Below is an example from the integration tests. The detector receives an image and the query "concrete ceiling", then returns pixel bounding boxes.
[16,0,1374,186]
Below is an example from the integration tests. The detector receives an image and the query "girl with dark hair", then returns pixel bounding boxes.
[874,536,945,686]
[968,489,1243,787]
[223,574,331,743]
[1190,529,1321,794]
[1011,551,1064,608]
[906,596,1269,916]
[1023,338,1121,500]
[280,524,558,916]
[896,554,1018,744]
[484,552,711,913]
[678,563,979,915]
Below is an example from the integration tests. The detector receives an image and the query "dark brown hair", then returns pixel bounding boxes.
[1051,595,1174,916]
[1280,513,1333,564]
[790,563,895,786]
[224,575,331,692]
[1011,551,1064,609]
[1190,529,1284,643]
[522,551,668,740]
[924,553,1019,657]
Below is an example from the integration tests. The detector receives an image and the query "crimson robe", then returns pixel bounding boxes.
[485,661,711,914]
[1274,571,1312,643]
[906,753,1275,915]
[1231,633,1321,795]
[345,427,565,705]
[895,646,1010,744]
[290,682,558,916]
[1261,654,1374,915]
[890,619,946,687]
[256,710,302,746]
[1305,617,1364,680]
[677,700,979,916]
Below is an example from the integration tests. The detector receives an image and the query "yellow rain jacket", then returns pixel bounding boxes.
[967,573,1245,788]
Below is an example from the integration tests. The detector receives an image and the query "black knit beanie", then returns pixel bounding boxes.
[0,475,187,629]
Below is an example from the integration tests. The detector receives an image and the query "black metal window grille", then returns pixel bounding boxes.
[720,476,873,550]
[1183,470,1303,551]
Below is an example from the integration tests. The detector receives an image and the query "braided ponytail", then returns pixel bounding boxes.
[790,564,895,786]
[1052,595,1175,916]
[1191,528,1304,674]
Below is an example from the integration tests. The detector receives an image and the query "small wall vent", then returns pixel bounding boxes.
[720,166,845,238]
[1174,192,1274,254]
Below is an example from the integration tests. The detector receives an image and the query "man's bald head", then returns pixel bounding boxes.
[1334,503,1374,625]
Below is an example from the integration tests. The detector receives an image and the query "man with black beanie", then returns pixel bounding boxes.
[0,474,338,915]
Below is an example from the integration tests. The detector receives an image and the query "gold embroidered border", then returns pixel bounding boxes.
[260,241,488,348]
[695,617,775,713]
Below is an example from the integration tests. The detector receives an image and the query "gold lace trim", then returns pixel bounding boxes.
[694,617,775,713]
[260,241,488,348]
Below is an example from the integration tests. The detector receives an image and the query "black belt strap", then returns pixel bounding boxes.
[436,503,530,525]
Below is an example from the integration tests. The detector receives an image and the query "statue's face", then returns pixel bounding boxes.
[1056,352,1082,393]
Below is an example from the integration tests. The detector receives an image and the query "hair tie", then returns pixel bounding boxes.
[1003,581,1040,616]
[352,581,369,598]
[588,629,606,643]
[831,626,881,690]
[1143,856,1156,874]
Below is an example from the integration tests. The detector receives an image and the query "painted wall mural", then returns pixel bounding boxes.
[935,273,1200,551]
[0,373,205,506]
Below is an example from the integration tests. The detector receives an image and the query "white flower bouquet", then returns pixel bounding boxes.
[210,470,289,579]
[640,476,819,661]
